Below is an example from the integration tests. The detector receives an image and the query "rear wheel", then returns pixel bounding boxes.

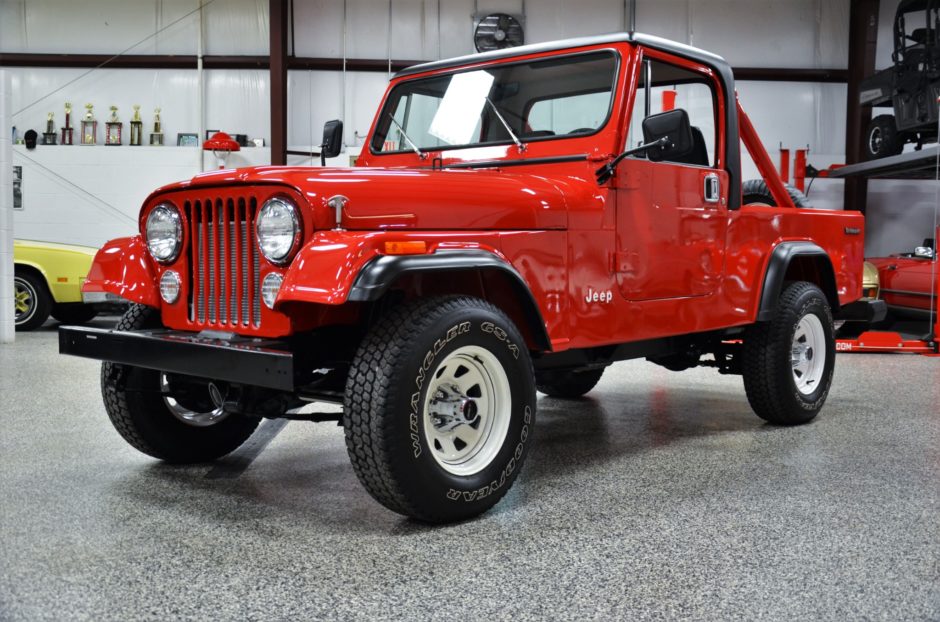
[343,296,536,523]
[536,368,605,398]
[14,268,52,331]
[865,114,903,160]
[101,304,261,463]
[742,282,836,425]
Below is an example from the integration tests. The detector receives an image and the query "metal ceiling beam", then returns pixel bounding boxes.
[270,0,288,165]
[0,52,846,83]
[844,0,880,214]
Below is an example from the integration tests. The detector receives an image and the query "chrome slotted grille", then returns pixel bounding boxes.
[186,197,261,328]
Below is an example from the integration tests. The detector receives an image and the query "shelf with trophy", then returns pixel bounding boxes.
[16,101,275,176]
[33,103,167,149]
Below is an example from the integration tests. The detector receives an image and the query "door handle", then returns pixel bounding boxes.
[704,173,720,204]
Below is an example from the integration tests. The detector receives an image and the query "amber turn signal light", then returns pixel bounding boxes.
[384,241,428,255]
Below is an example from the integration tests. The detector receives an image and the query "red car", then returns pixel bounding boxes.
[868,238,937,320]
[60,33,879,522]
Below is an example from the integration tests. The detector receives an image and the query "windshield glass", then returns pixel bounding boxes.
[370,51,618,154]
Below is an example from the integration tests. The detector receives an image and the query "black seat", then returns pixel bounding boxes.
[668,126,710,167]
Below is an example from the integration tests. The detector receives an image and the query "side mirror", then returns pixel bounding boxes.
[320,120,344,163]
[913,246,935,259]
[642,109,694,162]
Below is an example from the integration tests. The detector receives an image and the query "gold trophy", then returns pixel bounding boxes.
[42,112,57,145]
[105,105,122,145]
[81,103,97,145]
[129,105,143,146]
[61,102,74,145]
[150,107,164,146]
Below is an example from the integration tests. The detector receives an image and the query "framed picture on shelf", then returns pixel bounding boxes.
[177,133,198,147]
[205,129,219,140]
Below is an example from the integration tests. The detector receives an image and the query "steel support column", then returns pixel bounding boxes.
[270,0,288,165]
[844,0,880,214]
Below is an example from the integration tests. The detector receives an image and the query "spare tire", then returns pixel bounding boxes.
[742,179,811,207]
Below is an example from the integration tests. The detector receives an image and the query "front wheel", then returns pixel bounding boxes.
[742,282,836,425]
[101,304,261,463]
[343,296,536,523]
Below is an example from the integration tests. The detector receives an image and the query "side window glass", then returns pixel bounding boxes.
[626,58,718,167]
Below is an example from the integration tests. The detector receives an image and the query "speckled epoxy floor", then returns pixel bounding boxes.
[1,318,938,621]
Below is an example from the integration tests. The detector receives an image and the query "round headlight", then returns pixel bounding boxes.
[160,270,181,304]
[256,197,301,264]
[261,272,284,309]
[146,204,182,263]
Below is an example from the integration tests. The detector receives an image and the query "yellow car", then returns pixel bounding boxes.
[14,239,105,331]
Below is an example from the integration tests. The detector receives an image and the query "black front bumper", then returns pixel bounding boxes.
[835,298,888,323]
[59,326,295,391]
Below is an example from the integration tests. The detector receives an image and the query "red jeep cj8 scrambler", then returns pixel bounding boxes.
[61,33,884,523]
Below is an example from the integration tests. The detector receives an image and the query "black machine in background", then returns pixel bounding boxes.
[860,0,940,159]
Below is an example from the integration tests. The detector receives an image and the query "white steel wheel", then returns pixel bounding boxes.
[423,345,512,477]
[160,374,229,427]
[791,314,826,396]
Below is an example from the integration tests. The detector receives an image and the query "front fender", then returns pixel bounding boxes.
[82,236,159,307]
[278,230,384,305]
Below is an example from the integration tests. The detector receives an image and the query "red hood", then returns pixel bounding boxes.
[148,165,603,230]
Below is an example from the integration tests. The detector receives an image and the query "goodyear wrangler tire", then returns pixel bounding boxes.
[343,296,536,523]
[742,282,836,425]
[100,304,261,463]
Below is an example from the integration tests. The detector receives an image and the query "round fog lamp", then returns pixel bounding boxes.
[160,270,181,304]
[261,272,284,309]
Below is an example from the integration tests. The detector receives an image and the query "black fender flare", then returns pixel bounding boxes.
[347,250,552,351]
[757,242,839,321]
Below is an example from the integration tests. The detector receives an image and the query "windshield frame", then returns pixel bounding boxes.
[368,48,622,157]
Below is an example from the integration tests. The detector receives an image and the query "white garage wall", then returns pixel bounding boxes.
[7,0,931,256]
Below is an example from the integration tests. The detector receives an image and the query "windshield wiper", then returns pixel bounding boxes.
[485,97,526,152]
[388,114,427,159]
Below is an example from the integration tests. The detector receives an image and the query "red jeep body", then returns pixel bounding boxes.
[62,33,880,522]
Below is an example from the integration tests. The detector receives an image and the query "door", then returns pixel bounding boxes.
[615,53,729,301]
